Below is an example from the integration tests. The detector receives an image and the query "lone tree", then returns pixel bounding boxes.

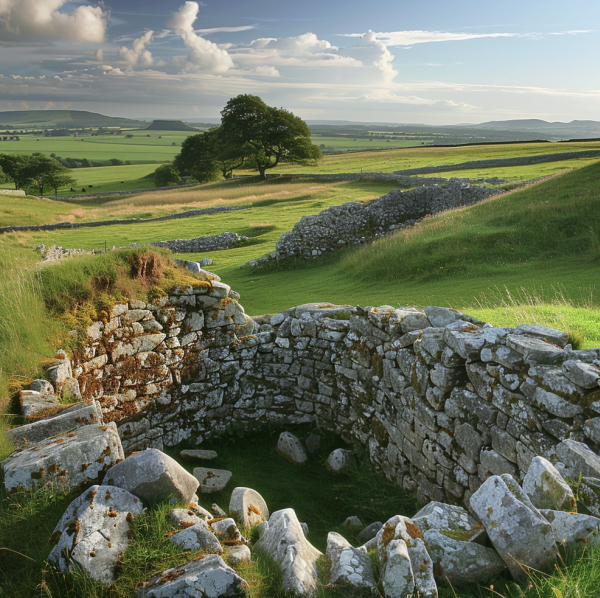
[174,95,321,182]
[153,163,182,187]
[219,95,321,180]
[22,154,76,196]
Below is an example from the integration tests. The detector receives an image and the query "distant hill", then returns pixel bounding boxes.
[145,120,200,132]
[457,119,600,138]
[0,110,145,129]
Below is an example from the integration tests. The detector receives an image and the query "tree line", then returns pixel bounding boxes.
[0,153,76,196]
[154,94,322,186]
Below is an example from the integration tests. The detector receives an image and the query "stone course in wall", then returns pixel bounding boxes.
[65,279,600,511]
[147,231,248,253]
[393,149,600,176]
[255,179,499,264]
[0,189,25,196]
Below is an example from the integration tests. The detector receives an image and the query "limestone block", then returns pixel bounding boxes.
[556,439,600,479]
[506,334,564,365]
[514,324,569,348]
[227,544,251,564]
[423,529,506,584]
[121,309,153,323]
[137,554,248,598]
[429,363,464,392]
[584,418,600,444]
[193,467,233,494]
[48,484,143,585]
[255,508,323,595]
[522,456,575,511]
[357,521,382,543]
[540,509,600,552]
[532,387,583,418]
[19,389,59,417]
[2,422,123,493]
[454,422,483,462]
[562,360,600,389]
[381,539,415,598]
[326,448,353,473]
[170,508,202,529]
[229,487,269,527]
[210,518,245,542]
[170,522,222,553]
[180,449,218,461]
[342,516,363,527]
[470,474,557,581]
[326,532,376,593]
[412,501,485,543]
[102,448,199,504]
[480,448,518,477]
[277,431,308,465]
[209,281,231,299]
[47,357,72,386]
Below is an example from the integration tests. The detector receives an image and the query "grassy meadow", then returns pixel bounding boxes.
[2,142,600,597]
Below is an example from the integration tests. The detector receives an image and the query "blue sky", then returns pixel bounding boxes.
[0,0,598,123]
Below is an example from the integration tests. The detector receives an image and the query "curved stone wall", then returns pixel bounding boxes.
[72,280,600,507]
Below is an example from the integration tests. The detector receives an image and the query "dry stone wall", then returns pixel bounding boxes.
[271,179,499,261]
[72,280,600,508]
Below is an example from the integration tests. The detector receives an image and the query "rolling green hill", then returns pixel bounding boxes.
[0,109,145,129]
[145,119,200,132]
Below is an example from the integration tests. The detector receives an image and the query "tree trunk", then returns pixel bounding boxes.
[258,167,266,180]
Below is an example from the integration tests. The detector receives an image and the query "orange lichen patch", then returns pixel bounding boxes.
[31,468,45,480]
[223,540,245,546]
[107,508,118,518]
[81,463,88,471]
[67,433,77,437]
[105,490,112,500]
[192,554,207,562]
[165,530,177,537]
[55,439,66,444]
[98,426,108,431]
[127,529,132,538]
[248,505,261,517]
[57,470,67,478]
[90,551,96,557]
[66,519,80,537]
[90,489,98,500]
[181,521,196,529]
[381,521,396,548]
[405,521,423,541]
[159,569,186,584]
[208,517,227,525]
[48,464,59,473]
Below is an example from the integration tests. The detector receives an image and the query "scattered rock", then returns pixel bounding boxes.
[357,521,382,544]
[193,467,232,493]
[229,487,269,527]
[48,485,143,585]
[470,474,557,581]
[522,456,575,511]
[342,516,363,527]
[556,439,600,479]
[256,521,269,538]
[102,448,199,504]
[180,449,218,461]
[210,518,245,543]
[170,522,222,553]
[277,432,308,465]
[19,389,59,417]
[381,539,415,598]
[255,508,323,595]
[212,504,228,518]
[137,554,248,598]
[227,544,251,564]
[412,501,486,543]
[170,508,201,529]
[326,449,353,473]
[326,532,376,594]
[540,509,600,553]
[423,529,506,584]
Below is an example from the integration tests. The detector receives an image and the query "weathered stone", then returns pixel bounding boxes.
[170,522,222,553]
[506,334,564,365]
[514,324,569,348]
[381,539,415,598]
[2,422,123,493]
[255,508,323,595]
[326,448,353,473]
[423,529,506,584]
[48,485,143,585]
[412,501,485,544]
[480,448,518,477]
[19,389,59,417]
[210,517,245,543]
[102,448,199,504]
[357,521,383,543]
[6,401,101,449]
[138,554,248,598]
[470,474,557,581]
[193,467,232,494]
[342,516,363,527]
[170,508,201,529]
[227,544,252,564]
[562,360,600,389]
[556,439,600,479]
[522,456,575,511]
[326,532,376,594]
[229,487,269,527]
[180,449,218,460]
[540,509,600,552]
[277,432,308,465]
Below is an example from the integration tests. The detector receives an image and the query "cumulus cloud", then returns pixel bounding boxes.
[254,65,280,77]
[339,31,397,81]
[167,1,233,73]
[0,0,107,42]
[119,30,154,67]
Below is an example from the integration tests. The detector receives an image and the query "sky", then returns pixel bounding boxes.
[0,0,599,124]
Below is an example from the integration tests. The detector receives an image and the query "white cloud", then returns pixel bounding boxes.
[95,48,104,61]
[0,0,107,42]
[167,1,233,73]
[119,30,154,67]
[254,65,280,77]
[339,30,396,82]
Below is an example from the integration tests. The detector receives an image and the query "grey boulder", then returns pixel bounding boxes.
[556,439,600,479]
[522,456,575,511]
[412,501,486,543]
[357,521,382,544]
[255,508,323,595]
[193,467,232,494]
[326,449,353,473]
[277,432,308,465]
[48,485,143,585]
[210,518,245,543]
[170,522,222,553]
[540,509,600,553]
[180,449,218,461]
[102,448,199,504]
[470,474,557,581]
[326,531,376,594]
[138,554,248,598]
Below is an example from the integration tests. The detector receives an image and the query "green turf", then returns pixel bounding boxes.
[311,135,434,150]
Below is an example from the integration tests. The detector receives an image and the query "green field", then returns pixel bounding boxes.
[312,135,433,150]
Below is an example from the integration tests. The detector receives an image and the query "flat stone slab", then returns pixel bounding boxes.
[138,554,248,598]
[210,518,244,543]
[412,501,486,544]
[103,448,199,504]
[276,431,308,465]
[193,467,232,494]
[48,484,143,585]
[2,422,123,493]
[327,532,376,594]
[170,522,222,553]
[540,509,600,553]
[19,389,60,417]
[523,456,575,511]
[229,487,269,527]
[180,449,218,461]
[6,401,102,449]
[556,439,600,479]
